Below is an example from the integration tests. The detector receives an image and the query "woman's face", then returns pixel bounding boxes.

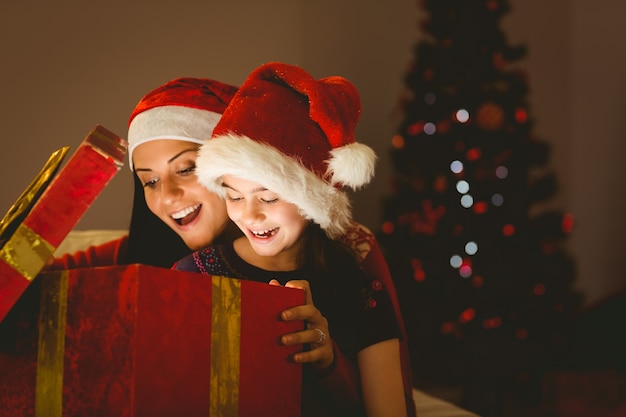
[221,175,309,267]
[132,139,229,250]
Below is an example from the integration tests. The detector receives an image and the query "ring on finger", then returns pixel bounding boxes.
[313,328,327,344]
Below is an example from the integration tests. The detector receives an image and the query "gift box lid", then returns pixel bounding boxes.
[0,125,127,322]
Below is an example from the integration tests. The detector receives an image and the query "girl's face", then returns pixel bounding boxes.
[132,139,229,250]
[222,175,309,267]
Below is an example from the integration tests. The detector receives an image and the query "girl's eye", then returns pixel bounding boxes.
[261,197,279,204]
[226,194,242,202]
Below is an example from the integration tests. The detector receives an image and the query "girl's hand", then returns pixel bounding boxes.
[269,279,334,372]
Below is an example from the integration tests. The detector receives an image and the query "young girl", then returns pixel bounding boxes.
[174,62,412,417]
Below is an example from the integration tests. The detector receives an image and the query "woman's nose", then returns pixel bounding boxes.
[161,179,183,204]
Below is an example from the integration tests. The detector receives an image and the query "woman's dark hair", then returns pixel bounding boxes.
[125,174,191,267]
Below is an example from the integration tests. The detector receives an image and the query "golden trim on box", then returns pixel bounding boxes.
[36,271,69,417]
[210,276,241,415]
[0,223,55,281]
[0,146,69,247]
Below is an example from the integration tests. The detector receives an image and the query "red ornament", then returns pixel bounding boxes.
[476,102,505,131]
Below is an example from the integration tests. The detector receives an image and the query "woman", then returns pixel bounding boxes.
[52,77,240,269]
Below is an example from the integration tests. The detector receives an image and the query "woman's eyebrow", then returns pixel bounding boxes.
[134,147,199,172]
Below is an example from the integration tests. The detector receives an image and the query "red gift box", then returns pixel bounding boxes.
[0,125,127,322]
[0,264,304,417]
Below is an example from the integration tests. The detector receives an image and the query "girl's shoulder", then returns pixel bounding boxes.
[338,221,377,263]
[174,244,230,276]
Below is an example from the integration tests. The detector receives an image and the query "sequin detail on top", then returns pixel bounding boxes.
[339,221,376,262]
[193,247,228,276]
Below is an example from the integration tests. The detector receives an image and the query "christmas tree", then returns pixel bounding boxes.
[378,0,581,414]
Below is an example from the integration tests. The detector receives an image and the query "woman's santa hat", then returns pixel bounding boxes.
[196,62,377,239]
[127,77,238,170]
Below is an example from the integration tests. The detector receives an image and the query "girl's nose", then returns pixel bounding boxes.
[241,200,265,224]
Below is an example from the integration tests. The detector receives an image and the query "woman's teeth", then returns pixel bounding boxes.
[171,204,200,225]
[251,227,278,238]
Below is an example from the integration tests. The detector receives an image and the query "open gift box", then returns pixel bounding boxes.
[0,264,304,417]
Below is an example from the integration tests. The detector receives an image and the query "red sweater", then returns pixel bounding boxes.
[51,236,128,270]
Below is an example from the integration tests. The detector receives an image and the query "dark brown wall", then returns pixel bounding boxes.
[1,1,624,307]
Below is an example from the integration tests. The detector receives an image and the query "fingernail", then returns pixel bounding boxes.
[282,310,292,320]
[282,335,291,345]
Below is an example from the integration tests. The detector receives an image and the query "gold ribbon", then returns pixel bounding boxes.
[35,271,69,417]
[0,223,55,281]
[210,276,241,416]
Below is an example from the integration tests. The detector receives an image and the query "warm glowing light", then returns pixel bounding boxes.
[424,122,437,135]
[407,122,423,135]
[441,322,454,334]
[391,135,405,149]
[381,221,394,234]
[456,180,470,194]
[471,275,484,288]
[466,147,481,161]
[473,201,488,214]
[434,175,447,192]
[562,213,574,233]
[450,160,464,174]
[459,308,475,323]
[502,224,515,236]
[533,283,546,296]
[414,269,426,282]
[515,107,528,123]
[483,316,502,329]
[459,265,472,278]
[455,109,470,123]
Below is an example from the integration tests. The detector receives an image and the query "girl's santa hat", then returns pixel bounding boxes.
[196,62,377,239]
[127,77,237,170]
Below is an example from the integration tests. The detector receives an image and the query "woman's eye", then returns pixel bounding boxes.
[142,178,158,188]
[261,197,279,204]
[177,165,196,175]
[226,195,242,202]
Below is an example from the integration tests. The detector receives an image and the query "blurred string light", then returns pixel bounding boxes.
[461,194,474,208]
[456,180,470,194]
[491,193,504,206]
[455,108,470,123]
[450,160,463,174]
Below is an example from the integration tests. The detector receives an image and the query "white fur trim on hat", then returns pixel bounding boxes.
[127,105,221,171]
[196,133,353,239]
[328,142,377,189]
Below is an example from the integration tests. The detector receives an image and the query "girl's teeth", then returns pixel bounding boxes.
[252,228,278,238]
